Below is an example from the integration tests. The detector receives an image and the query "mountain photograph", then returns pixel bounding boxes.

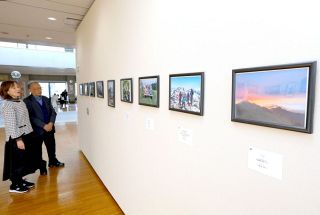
[233,67,310,129]
[169,73,203,114]
[235,101,305,128]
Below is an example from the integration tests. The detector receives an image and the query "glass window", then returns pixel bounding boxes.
[38,82,67,98]
[39,82,50,98]
[27,44,37,50]
[50,82,67,98]
[0,41,17,48]
[17,43,27,49]
[36,45,65,52]
[0,41,69,53]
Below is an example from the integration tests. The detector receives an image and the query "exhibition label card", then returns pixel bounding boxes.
[145,118,155,130]
[248,147,283,180]
[178,127,193,145]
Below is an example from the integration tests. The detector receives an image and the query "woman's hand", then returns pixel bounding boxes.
[16,139,25,150]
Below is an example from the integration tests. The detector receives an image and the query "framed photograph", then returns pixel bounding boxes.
[96,81,104,98]
[231,62,316,133]
[79,84,83,96]
[107,80,115,107]
[84,83,89,96]
[89,82,95,97]
[169,72,204,115]
[120,78,133,103]
[139,76,159,107]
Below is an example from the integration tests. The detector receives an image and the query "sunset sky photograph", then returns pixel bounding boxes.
[235,67,309,113]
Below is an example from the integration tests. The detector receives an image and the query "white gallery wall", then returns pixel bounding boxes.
[76,0,320,214]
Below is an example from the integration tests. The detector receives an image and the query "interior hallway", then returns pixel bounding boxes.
[0,103,78,128]
[0,122,124,215]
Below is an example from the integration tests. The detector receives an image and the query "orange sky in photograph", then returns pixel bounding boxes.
[236,94,307,112]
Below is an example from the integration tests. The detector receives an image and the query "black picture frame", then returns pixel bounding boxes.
[169,72,204,115]
[107,80,115,107]
[231,61,316,133]
[138,76,159,107]
[96,81,104,98]
[120,78,133,103]
[89,82,95,97]
[84,83,89,96]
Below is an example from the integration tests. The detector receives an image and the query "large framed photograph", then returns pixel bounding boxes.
[84,83,89,96]
[120,78,133,103]
[79,84,83,96]
[169,72,204,115]
[231,62,316,133]
[96,81,104,98]
[139,76,159,107]
[107,80,115,107]
[89,82,95,97]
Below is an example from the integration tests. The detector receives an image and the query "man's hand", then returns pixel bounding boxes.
[43,122,54,132]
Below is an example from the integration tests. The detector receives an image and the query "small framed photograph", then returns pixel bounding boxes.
[120,78,133,103]
[231,61,316,133]
[169,72,204,115]
[89,82,95,97]
[139,76,159,107]
[96,81,104,98]
[79,84,83,96]
[84,83,89,96]
[107,80,115,107]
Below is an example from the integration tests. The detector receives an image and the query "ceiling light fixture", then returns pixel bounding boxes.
[11,71,21,79]
[45,37,52,40]
[48,17,57,21]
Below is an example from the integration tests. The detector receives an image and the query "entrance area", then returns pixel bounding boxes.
[39,82,67,98]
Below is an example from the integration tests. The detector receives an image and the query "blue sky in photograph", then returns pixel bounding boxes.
[171,75,201,90]
[236,67,309,94]
[140,78,157,85]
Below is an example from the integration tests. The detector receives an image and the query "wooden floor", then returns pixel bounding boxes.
[0,122,124,215]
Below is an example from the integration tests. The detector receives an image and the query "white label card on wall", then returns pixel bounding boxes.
[145,118,155,130]
[248,147,283,180]
[124,112,129,120]
[178,127,193,145]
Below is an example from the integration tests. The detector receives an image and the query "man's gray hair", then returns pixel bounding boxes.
[27,81,39,89]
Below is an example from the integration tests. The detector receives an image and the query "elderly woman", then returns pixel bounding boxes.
[1,81,38,193]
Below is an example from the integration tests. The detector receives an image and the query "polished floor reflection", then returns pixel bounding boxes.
[0,123,124,215]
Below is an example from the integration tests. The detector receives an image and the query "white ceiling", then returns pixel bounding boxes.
[0,64,76,76]
[0,0,95,48]
[0,0,95,76]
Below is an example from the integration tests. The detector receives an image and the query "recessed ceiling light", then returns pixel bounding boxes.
[45,37,52,40]
[48,17,57,21]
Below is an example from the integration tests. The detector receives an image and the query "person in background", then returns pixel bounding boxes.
[24,82,65,169]
[51,93,59,111]
[1,81,37,193]
[60,90,68,108]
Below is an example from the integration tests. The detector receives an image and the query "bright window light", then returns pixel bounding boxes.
[0,41,17,48]
[36,45,65,52]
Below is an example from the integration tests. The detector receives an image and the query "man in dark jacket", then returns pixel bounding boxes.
[24,82,64,171]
